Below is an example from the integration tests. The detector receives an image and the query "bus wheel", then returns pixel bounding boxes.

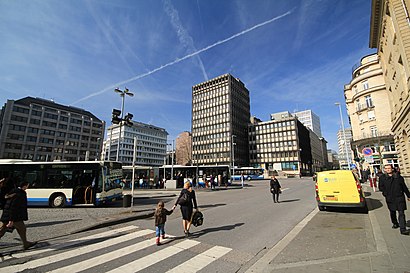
[50,194,66,208]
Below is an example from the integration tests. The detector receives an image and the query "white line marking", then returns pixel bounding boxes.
[3,229,152,272]
[107,240,201,273]
[49,236,175,273]
[166,245,232,273]
[5,225,138,261]
[245,208,318,272]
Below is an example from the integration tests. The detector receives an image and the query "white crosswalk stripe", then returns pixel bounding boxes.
[166,245,232,273]
[3,229,152,272]
[5,225,138,261]
[0,225,232,273]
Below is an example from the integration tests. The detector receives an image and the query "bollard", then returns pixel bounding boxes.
[123,194,132,207]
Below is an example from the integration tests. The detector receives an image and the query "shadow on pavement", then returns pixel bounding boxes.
[366,197,383,211]
[277,199,300,203]
[188,223,244,238]
[323,206,368,214]
[27,219,82,227]
[199,203,227,209]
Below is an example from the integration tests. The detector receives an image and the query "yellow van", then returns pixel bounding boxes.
[315,170,366,211]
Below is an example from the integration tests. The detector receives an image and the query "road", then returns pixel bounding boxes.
[0,178,319,272]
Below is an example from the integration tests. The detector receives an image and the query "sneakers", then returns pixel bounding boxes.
[23,241,37,250]
[392,224,400,229]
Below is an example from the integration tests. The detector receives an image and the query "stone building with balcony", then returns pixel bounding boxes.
[369,0,410,179]
[344,53,399,172]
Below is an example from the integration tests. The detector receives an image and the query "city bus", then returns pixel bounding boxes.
[0,160,123,207]
[122,165,230,188]
[232,167,265,180]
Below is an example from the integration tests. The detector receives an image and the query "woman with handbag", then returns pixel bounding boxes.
[270,175,281,203]
[172,181,198,237]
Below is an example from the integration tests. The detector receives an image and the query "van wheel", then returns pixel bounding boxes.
[50,194,66,208]
[318,205,325,211]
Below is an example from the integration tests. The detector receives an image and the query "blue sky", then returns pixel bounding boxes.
[0,0,375,151]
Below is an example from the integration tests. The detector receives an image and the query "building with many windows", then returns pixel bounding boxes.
[192,74,250,167]
[344,53,399,172]
[248,112,327,176]
[0,97,104,161]
[103,121,167,166]
[370,0,410,179]
[293,110,322,137]
[337,128,353,169]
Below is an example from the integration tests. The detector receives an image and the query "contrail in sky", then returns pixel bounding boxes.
[72,9,294,105]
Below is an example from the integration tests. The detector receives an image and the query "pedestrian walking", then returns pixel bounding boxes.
[379,164,410,235]
[210,175,215,190]
[0,181,37,250]
[240,173,245,188]
[270,175,281,203]
[173,181,198,237]
[154,200,174,246]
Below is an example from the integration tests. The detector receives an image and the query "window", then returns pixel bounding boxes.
[370,126,378,137]
[368,110,375,120]
[365,95,373,108]
[362,81,369,90]
[356,99,361,111]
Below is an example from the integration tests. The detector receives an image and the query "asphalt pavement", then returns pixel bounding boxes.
[1,182,409,272]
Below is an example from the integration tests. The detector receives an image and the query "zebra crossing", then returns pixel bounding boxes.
[0,225,232,273]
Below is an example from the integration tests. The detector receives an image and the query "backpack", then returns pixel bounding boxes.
[178,191,190,205]
[191,211,203,227]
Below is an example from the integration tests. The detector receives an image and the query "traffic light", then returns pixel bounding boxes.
[111,109,121,124]
[124,113,133,127]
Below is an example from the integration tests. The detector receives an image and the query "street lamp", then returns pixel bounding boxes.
[114,88,134,162]
[335,102,352,169]
[231,135,236,182]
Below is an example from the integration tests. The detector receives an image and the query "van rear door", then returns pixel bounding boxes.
[318,171,360,204]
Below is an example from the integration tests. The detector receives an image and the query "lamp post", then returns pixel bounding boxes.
[335,102,351,169]
[171,140,175,180]
[114,88,134,162]
[231,135,236,182]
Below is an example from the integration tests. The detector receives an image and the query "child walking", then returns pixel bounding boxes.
[154,200,174,246]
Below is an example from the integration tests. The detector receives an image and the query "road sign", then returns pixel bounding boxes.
[362,148,373,156]
[364,155,374,163]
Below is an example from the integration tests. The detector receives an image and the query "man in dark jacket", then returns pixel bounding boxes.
[379,164,410,235]
[0,181,37,250]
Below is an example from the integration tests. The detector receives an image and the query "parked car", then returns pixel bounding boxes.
[315,170,366,211]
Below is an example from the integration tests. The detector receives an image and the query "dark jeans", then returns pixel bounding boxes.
[272,193,280,202]
[390,210,407,231]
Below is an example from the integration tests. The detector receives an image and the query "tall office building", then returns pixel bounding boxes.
[337,128,353,169]
[0,97,104,161]
[294,110,322,137]
[103,121,168,166]
[192,74,250,167]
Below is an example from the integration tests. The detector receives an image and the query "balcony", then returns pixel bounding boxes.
[351,131,394,147]
[355,103,374,113]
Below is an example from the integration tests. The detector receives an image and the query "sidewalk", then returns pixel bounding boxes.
[246,184,410,273]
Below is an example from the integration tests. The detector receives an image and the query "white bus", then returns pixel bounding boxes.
[0,160,123,208]
[232,167,265,181]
